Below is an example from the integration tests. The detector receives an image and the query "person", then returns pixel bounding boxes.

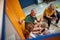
[25,9,42,30]
[23,22,34,38]
[25,9,40,24]
[43,4,59,29]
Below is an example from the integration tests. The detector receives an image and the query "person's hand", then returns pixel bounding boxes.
[50,17,53,20]
[18,20,24,24]
[52,17,58,21]
[55,17,58,20]
[37,18,41,22]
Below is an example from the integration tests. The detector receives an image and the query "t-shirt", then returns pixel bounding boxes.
[44,8,55,17]
[25,14,37,24]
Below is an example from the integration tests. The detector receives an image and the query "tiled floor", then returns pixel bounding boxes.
[23,1,60,16]
[23,1,60,34]
[23,3,47,16]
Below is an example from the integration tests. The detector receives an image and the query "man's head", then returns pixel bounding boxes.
[25,22,34,32]
[30,9,36,17]
[48,4,55,11]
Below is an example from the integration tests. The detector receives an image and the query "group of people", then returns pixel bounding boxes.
[19,4,60,39]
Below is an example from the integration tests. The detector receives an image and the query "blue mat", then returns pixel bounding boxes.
[26,33,60,40]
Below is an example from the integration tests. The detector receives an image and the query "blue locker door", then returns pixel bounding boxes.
[19,0,35,8]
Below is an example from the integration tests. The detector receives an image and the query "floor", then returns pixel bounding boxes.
[23,1,60,34]
[23,1,60,16]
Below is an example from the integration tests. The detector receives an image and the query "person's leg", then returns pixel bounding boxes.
[48,19,51,27]
[50,14,59,27]
[44,16,51,29]
[56,17,59,24]
[56,11,60,24]
[56,10,60,24]
[55,16,60,27]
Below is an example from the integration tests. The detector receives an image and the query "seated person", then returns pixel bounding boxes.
[24,22,47,38]
[25,9,42,31]
[23,22,34,39]
[43,4,58,29]
[24,9,48,38]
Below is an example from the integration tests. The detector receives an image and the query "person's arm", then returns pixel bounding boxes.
[18,16,31,24]
[46,14,52,19]
[18,20,24,24]
[37,18,41,23]
[45,9,52,19]
[54,12,56,16]
[34,17,41,23]
[54,10,57,17]
[54,10,57,16]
